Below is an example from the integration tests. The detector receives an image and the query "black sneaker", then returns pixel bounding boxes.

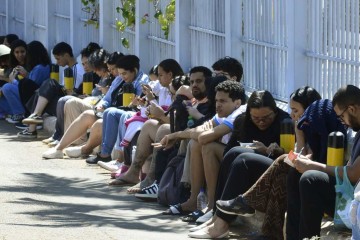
[86,153,112,164]
[216,195,255,217]
[22,114,43,124]
[15,122,43,130]
[17,129,37,139]
[6,114,24,124]
[134,181,159,201]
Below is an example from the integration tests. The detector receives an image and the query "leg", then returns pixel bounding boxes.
[55,110,98,150]
[2,82,25,115]
[64,97,92,144]
[117,119,161,184]
[127,123,171,193]
[215,153,273,223]
[53,96,73,140]
[298,170,336,239]
[180,139,204,212]
[101,108,133,157]
[286,168,302,240]
[242,155,289,240]
[202,142,225,210]
[81,119,103,155]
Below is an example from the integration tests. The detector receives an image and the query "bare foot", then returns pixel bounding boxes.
[127,182,142,194]
[180,199,197,212]
[127,177,155,194]
[117,171,140,185]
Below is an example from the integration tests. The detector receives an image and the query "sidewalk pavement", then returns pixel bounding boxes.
[0,121,352,240]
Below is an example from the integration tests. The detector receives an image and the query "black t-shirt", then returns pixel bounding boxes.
[224,107,291,156]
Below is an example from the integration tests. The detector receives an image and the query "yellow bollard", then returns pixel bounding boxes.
[280,118,295,153]
[122,83,135,106]
[327,131,345,166]
[82,72,93,95]
[64,68,74,91]
[50,64,59,82]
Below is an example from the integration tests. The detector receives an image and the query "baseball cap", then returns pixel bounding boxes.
[0,44,10,57]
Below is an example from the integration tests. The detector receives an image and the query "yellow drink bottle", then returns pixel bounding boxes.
[280,118,295,153]
[327,131,345,166]
[122,82,135,106]
[82,72,93,95]
[64,68,74,91]
[50,64,59,82]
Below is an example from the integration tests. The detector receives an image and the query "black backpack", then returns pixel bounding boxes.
[157,154,190,206]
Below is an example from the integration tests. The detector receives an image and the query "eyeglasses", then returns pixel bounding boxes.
[250,112,275,123]
[336,106,349,121]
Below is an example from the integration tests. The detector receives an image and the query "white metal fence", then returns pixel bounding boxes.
[1,0,360,101]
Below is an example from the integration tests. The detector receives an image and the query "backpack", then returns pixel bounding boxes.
[157,154,190,206]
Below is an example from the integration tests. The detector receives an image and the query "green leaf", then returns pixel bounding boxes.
[116,7,120,13]
[141,17,147,24]
[121,38,130,49]
[154,10,162,19]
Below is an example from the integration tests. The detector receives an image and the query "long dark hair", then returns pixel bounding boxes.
[290,86,321,110]
[26,41,51,71]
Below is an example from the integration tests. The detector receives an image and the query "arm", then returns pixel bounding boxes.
[294,155,360,184]
[198,122,231,145]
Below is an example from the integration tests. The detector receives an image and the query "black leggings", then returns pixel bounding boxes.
[214,146,273,222]
[286,169,336,240]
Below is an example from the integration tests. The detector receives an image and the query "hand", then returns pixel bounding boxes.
[142,84,154,100]
[15,66,27,77]
[294,154,313,173]
[266,142,282,157]
[251,141,267,155]
[148,102,165,120]
[187,106,203,119]
[95,105,104,112]
[131,96,146,107]
[152,134,177,150]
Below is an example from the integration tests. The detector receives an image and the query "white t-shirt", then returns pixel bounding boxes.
[73,62,85,89]
[212,104,247,144]
[151,81,172,106]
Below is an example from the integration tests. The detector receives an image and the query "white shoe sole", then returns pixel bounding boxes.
[97,161,120,172]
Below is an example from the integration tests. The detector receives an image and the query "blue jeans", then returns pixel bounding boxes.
[0,81,25,115]
[101,107,134,155]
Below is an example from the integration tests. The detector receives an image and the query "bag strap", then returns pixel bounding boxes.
[335,166,341,185]
[342,166,355,191]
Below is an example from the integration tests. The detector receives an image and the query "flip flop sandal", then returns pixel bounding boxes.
[162,203,190,215]
[180,210,204,222]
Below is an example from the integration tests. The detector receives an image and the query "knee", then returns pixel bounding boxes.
[2,83,13,93]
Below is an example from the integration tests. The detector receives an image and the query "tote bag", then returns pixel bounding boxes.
[334,166,354,229]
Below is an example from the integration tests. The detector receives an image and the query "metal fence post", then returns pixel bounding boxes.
[175,0,191,72]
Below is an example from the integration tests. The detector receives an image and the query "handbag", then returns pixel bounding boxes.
[334,166,354,229]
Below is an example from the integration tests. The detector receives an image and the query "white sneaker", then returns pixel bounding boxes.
[42,136,55,144]
[63,146,82,158]
[98,160,123,172]
[196,210,213,224]
[48,140,60,147]
[42,148,63,159]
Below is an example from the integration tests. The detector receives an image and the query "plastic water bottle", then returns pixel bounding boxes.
[197,188,207,210]
[131,146,137,162]
[187,116,194,128]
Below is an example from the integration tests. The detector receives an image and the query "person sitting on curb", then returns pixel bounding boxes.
[153,80,246,216]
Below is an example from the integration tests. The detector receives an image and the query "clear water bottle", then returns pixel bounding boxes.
[131,146,137,162]
[197,188,207,210]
